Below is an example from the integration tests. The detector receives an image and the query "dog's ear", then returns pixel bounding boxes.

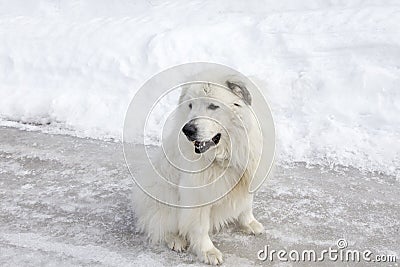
[178,85,189,104]
[226,80,252,105]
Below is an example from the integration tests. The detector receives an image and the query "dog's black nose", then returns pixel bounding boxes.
[182,123,197,140]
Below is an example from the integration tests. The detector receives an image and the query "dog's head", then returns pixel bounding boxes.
[179,80,253,157]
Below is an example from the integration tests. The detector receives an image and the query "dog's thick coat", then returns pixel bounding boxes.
[133,80,264,265]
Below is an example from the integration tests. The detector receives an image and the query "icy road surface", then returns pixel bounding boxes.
[0,127,398,266]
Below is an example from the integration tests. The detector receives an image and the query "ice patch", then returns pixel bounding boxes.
[0,232,162,266]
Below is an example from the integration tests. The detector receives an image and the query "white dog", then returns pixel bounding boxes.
[133,79,264,265]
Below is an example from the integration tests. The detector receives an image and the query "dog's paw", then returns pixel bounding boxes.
[166,235,188,252]
[241,219,265,235]
[202,247,223,265]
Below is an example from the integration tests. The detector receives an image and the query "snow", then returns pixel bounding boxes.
[0,0,399,177]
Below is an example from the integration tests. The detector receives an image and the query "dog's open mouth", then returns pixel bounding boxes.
[194,133,221,154]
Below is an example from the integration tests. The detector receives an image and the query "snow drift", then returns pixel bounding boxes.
[0,0,399,176]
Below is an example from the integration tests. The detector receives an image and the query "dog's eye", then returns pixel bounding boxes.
[234,103,241,107]
[188,103,192,109]
[208,103,220,110]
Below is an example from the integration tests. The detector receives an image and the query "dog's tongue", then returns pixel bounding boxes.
[194,140,214,154]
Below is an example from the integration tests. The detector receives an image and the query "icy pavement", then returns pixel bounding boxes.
[0,127,398,266]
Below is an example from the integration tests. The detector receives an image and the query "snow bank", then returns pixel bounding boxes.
[0,0,399,176]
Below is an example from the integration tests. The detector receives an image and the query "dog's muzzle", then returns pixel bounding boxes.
[182,121,221,154]
[194,133,221,154]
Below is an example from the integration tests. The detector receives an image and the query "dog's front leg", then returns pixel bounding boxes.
[179,206,223,265]
[238,194,265,235]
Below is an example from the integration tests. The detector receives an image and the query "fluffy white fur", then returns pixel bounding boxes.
[133,81,264,265]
